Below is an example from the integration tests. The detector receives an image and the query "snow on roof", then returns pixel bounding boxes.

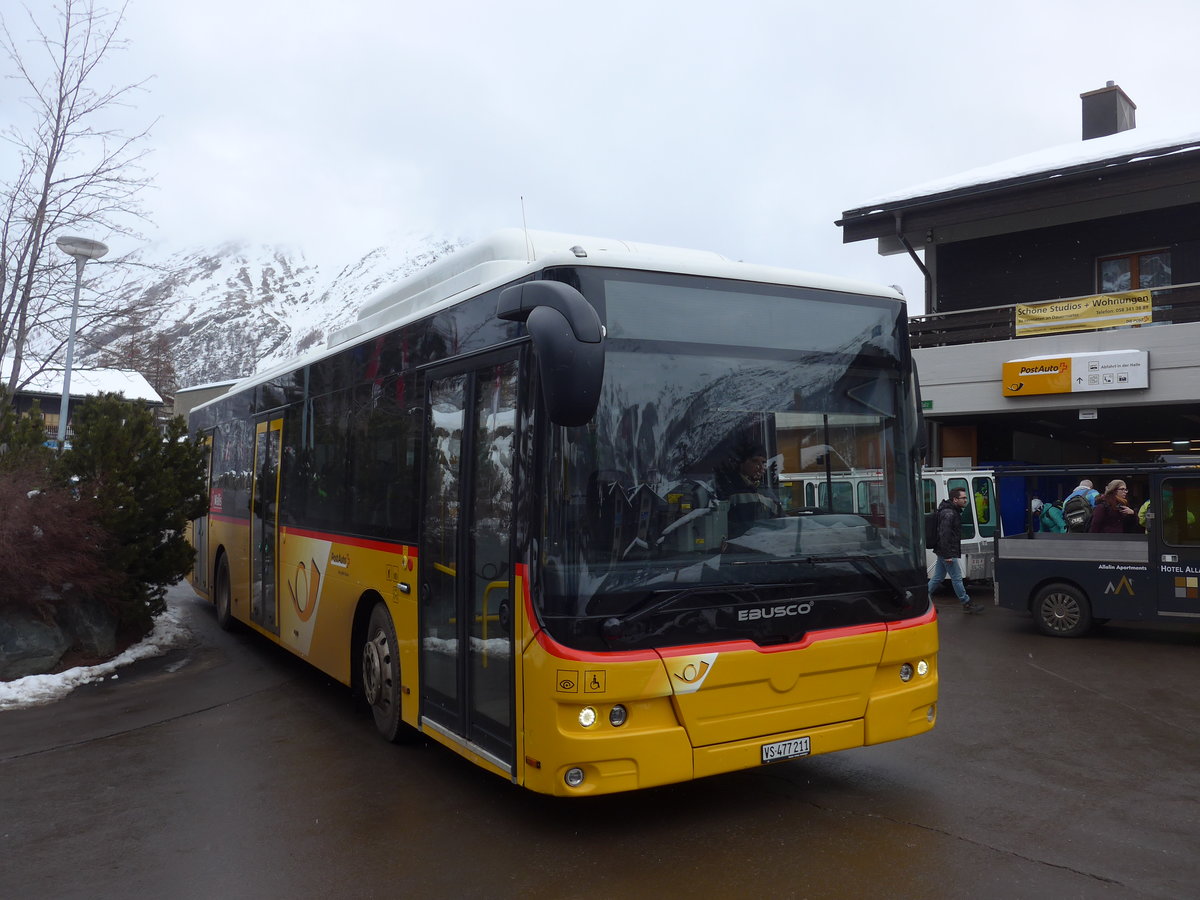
[3,358,162,404]
[847,124,1200,214]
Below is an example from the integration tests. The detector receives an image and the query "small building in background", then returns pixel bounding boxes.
[2,359,163,444]
[837,83,1200,466]
[173,380,239,423]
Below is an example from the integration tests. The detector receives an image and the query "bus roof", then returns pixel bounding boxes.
[328,228,904,349]
[193,229,904,414]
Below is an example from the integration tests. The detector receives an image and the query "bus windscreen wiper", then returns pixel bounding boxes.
[600,584,787,643]
[728,553,913,608]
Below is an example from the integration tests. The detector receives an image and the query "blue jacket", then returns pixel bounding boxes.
[1064,486,1095,506]
[1040,504,1067,533]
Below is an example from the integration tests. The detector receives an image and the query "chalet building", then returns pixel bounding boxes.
[838,83,1200,466]
[2,359,162,444]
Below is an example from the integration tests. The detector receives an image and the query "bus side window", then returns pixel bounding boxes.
[949,477,975,539]
[777,481,795,511]
[819,480,853,513]
[973,476,996,537]
[860,480,885,525]
[1161,479,1200,546]
[922,478,937,515]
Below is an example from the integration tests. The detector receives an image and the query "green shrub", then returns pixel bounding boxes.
[58,393,207,632]
[0,388,53,474]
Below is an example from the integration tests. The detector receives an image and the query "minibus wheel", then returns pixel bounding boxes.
[1032,583,1092,638]
[363,602,408,742]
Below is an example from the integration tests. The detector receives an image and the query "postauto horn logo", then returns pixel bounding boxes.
[1002,357,1071,396]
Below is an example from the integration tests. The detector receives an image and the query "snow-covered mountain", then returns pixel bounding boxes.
[78,234,462,389]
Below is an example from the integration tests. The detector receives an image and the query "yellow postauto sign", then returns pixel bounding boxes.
[1015,290,1152,337]
[1002,350,1149,396]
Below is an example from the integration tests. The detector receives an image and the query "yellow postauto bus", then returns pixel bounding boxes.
[187,229,937,796]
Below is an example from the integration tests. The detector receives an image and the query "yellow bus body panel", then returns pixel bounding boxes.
[519,618,938,796]
[520,642,691,796]
[668,630,888,745]
[194,524,420,710]
[192,521,938,796]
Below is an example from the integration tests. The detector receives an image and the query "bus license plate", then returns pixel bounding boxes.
[761,736,810,764]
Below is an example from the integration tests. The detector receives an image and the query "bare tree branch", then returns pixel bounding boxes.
[1,0,154,402]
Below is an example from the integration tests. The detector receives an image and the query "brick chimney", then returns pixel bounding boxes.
[1080,82,1136,140]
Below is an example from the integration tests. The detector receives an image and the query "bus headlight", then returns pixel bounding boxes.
[578,706,597,728]
[917,659,929,677]
[565,767,586,787]
[609,704,628,727]
[899,663,914,682]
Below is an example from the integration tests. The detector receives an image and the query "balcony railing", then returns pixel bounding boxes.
[908,282,1200,349]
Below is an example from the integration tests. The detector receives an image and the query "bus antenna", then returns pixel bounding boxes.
[521,196,532,262]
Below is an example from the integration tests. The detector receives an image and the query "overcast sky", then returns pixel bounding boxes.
[6,0,1200,314]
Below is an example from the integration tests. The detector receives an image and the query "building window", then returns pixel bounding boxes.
[1097,249,1172,292]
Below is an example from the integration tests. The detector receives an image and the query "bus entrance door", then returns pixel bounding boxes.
[419,355,519,772]
[250,418,282,634]
[191,432,214,593]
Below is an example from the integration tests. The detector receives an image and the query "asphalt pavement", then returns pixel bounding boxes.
[1,583,1198,899]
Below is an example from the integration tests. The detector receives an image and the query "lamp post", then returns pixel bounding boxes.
[54,235,108,449]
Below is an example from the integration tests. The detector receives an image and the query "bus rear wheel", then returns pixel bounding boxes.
[214,555,234,631]
[362,603,409,742]
[1033,583,1092,638]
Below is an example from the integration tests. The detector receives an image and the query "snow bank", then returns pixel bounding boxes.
[0,605,192,710]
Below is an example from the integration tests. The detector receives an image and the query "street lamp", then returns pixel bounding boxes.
[54,235,108,449]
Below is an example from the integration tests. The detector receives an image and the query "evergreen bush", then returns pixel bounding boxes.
[0,388,54,474]
[58,393,208,633]
[1,391,116,634]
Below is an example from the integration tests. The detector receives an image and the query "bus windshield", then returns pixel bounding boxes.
[538,270,925,652]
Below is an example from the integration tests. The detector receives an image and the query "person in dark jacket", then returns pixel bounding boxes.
[927,488,984,614]
[715,443,783,538]
[1088,479,1137,533]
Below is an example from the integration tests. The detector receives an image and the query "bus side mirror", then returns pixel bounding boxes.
[912,359,928,464]
[497,281,606,427]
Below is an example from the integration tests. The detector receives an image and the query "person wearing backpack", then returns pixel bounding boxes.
[1040,502,1068,533]
[927,487,984,614]
[1062,479,1096,533]
[1065,480,1094,501]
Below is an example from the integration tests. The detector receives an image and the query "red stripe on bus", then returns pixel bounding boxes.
[531,629,663,662]
[886,605,938,630]
[656,622,889,657]
[518,563,664,662]
[279,526,418,556]
[518,561,925,661]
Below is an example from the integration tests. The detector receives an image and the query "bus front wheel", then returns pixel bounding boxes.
[214,555,234,631]
[1032,583,1092,638]
[363,603,409,742]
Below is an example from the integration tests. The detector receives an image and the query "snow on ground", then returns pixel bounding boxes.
[0,604,193,711]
